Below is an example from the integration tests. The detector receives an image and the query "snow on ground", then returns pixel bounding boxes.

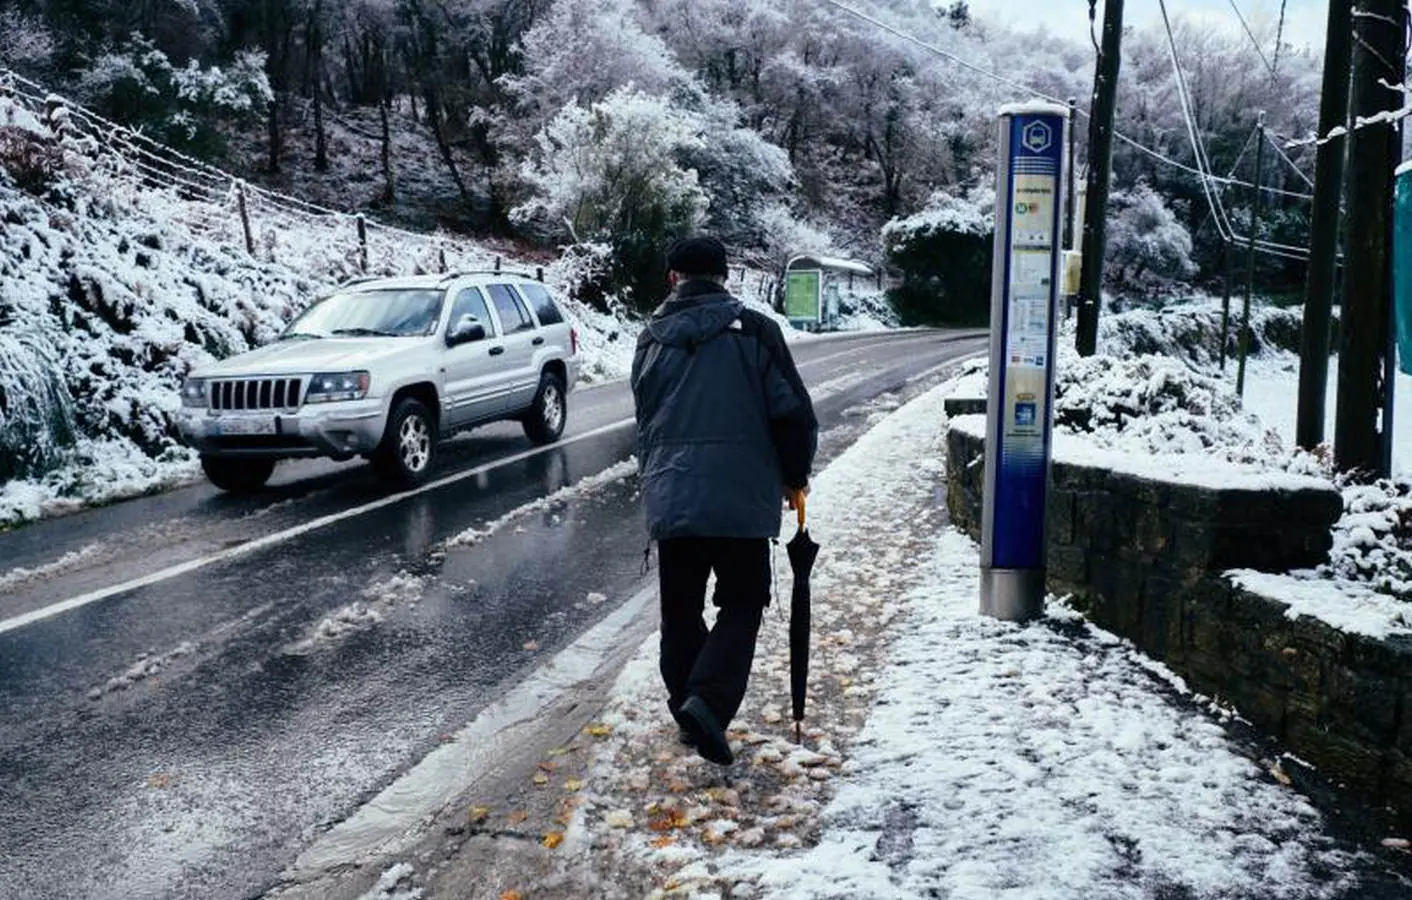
[0,541,102,592]
[1243,354,1412,478]
[531,381,1378,899]
[442,457,640,549]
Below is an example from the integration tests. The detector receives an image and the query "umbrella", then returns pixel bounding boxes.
[787,492,819,744]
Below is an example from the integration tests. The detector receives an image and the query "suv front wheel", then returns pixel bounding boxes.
[373,397,438,488]
[202,456,276,494]
[523,372,567,446]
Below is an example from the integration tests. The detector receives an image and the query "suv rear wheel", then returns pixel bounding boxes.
[202,456,276,494]
[373,397,437,488]
[523,372,567,446]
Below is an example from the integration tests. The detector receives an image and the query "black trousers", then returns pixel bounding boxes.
[657,537,771,729]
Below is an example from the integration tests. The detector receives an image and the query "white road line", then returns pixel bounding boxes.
[0,418,637,637]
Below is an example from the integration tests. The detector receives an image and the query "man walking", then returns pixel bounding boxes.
[631,236,818,766]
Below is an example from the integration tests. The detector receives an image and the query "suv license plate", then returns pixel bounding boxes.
[216,417,277,436]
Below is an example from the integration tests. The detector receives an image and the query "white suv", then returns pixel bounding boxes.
[176,271,581,493]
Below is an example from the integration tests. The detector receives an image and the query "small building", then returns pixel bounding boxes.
[782,255,876,332]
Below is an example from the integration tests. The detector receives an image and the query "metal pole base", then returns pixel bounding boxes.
[980,568,1047,621]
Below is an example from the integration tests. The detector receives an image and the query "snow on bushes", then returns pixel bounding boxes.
[1323,482,1412,598]
[0,330,76,480]
[1053,352,1277,462]
[1103,182,1197,296]
[1097,295,1304,368]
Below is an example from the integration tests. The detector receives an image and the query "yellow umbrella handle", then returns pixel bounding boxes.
[794,491,807,530]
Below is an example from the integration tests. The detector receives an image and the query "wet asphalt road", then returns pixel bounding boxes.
[0,330,986,900]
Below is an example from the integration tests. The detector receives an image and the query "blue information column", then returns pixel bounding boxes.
[980,103,1069,621]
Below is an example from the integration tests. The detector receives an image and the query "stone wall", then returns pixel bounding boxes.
[946,422,1412,826]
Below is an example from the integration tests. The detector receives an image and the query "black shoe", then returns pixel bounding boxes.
[677,728,696,746]
[678,696,734,766]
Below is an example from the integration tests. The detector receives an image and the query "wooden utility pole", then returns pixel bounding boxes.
[1236,113,1266,397]
[1295,0,1352,450]
[1335,0,1403,477]
[1075,0,1124,357]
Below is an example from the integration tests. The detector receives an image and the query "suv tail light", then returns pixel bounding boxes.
[570,328,579,356]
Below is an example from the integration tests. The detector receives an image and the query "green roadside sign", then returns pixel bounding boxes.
[786,270,822,322]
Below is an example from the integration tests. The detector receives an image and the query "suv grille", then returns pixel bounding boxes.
[211,378,303,411]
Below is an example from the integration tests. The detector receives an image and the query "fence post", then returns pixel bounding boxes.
[439,247,448,273]
[535,266,544,282]
[236,181,255,257]
[356,214,369,273]
[494,256,502,273]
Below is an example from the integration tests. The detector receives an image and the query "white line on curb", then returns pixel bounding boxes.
[0,418,637,637]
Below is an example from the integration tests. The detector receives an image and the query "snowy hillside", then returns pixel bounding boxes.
[0,93,640,527]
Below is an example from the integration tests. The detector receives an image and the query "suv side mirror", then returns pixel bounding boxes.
[447,315,487,347]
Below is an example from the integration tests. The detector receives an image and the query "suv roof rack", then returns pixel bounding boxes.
[439,267,546,284]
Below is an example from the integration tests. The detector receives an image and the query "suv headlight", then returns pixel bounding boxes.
[305,371,372,403]
[181,377,208,408]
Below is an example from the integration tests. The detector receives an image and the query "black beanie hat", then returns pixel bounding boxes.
[665,236,728,279]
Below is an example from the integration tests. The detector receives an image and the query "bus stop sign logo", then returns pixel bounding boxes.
[1021,120,1053,154]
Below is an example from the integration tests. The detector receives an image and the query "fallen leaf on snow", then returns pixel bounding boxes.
[564,778,584,792]
[499,892,523,900]
[147,773,174,789]
[542,831,565,849]
[585,723,613,738]
[468,806,491,824]
[507,811,529,826]
[533,773,550,786]
[650,836,676,849]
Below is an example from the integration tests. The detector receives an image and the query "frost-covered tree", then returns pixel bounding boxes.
[78,34,271,158]
[1104,181,1197,295]
[501,0,689,116]
[0,8,58,75]
[513,87,709,308]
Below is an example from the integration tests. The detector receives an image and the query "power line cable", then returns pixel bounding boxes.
[1264,130,1316,187]
[1158,0,1309,257]
[1226,0,1278,78]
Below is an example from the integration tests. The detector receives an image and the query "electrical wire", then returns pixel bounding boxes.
[1158,0,1309,258]
[1226,0,1278,78]
[1265,130,1316,187]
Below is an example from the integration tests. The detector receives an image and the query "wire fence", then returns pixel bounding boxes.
[0,67,504,281]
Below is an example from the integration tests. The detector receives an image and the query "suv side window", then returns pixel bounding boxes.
[449,287,495,337]
[518,283,564,326]
[487,284,536,333]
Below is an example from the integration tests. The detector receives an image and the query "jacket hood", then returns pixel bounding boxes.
[646,284,744,349]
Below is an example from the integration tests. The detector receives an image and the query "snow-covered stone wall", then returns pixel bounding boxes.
[944,420,1412,829]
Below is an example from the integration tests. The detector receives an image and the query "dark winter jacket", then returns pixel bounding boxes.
[632,280,818,541]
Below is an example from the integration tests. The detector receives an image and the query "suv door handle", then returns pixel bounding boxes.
[532,336,545,346]
[489,346,506,356]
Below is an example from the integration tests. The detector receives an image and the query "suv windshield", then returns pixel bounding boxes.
[286,289,444,338]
